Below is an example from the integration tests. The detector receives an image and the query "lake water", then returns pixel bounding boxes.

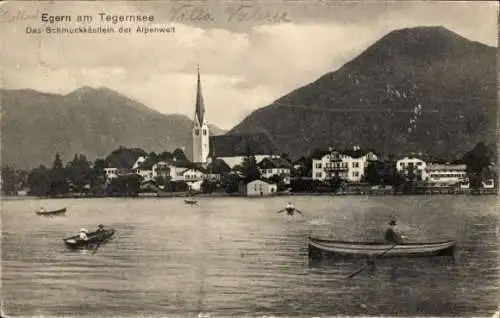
[1,195,499,317]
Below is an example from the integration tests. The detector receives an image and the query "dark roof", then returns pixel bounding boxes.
[310,148,379,160]
[207,159,231,174]
[209,133,278,157]
[104,147,148,169]
[168,159,195,169]
[258,157,293,169]
[309,149,331,160]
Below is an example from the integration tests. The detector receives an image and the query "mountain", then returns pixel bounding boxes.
[229,26,497,160]
[0,87,227,169]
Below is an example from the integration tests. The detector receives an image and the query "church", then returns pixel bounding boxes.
[191,67,280,168]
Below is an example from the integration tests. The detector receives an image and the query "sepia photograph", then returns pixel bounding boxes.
[0,0,498,317]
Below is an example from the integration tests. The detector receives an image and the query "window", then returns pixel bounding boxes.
[195,129,200,135]
[352,162,359,168]
[315,163,322,169]
[353,171,359,177]
[316,172,322,178]
[203,129,207,135]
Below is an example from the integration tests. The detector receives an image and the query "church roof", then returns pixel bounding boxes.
[194,66,205,125]
[209,133,279,157]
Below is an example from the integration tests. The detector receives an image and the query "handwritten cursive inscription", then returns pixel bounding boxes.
[170,4,215,23]
[0,8,40,23]
[226,5,291,23]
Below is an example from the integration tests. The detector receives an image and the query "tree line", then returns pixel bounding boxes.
[0,142,496,197]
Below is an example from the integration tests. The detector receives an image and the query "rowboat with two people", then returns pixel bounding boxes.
[308,219,456,259]
[36,207,67,216]
[63,224,115,250]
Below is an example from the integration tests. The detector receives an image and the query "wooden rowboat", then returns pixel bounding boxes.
[184,198,198,204]
[63,229,115,250]
[308,236,456,259]
[35,207,67,216]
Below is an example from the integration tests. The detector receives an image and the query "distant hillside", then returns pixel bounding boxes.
[229,26,497,160]
[0,87,226,169]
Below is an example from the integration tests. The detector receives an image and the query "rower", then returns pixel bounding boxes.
[96,224,105,233]
[79,228,89,241]
[40,206,45,212]
[384,219,404,243]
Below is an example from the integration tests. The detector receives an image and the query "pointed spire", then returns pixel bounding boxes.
[195,64,205,125]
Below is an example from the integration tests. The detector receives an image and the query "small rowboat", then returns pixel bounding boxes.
[184,198,198,204]
[35,207,67,216]
[63,229,115,250]
[308,236,456,259]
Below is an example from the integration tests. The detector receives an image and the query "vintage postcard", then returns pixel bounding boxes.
[1,0,498,317]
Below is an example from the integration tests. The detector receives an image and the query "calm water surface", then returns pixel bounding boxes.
[2,195,499,317]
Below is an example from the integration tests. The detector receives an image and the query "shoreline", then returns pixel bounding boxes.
[2,189,497,200]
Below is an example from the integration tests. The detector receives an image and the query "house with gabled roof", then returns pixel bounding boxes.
[205,158,231,180]
[311,146,379,182]
[257,156,293,184]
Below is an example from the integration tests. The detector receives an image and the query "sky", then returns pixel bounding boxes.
[0,1,497,130]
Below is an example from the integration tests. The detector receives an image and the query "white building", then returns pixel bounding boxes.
[152,161,171,180]
[245,179,277,197]
[425,164,467,185]
[311,147,378,182]
[192,66,210,164]
[396,157,427,181]
[257,156,293,184]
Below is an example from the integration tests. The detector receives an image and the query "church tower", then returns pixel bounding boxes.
[192,65,210,164]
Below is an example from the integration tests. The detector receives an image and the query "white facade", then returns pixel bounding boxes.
[425,164,467,185]
[260,167,291,179]
[312,151,378,182]
[482,179,495,189]
[168,166,205,182]
[396,157,427,180]
[136,168,153,182]
[104,168,118,180]
[192,116,210,164]
[152,161,171,180]
[246,180,277,197]
[187,180,204,191]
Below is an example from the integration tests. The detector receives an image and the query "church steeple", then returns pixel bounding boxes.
[192,65,210,164]
[194,64,205,125]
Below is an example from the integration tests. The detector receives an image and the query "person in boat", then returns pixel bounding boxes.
[96,224,105,233]
[385,219,405,243]
[40,206,45,212]
[79,228,89,241]
[278,202,303,216]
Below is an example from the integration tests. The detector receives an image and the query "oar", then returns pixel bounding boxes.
[91,232,104,255]
[346,243,398,279]
[91,241,101,255]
